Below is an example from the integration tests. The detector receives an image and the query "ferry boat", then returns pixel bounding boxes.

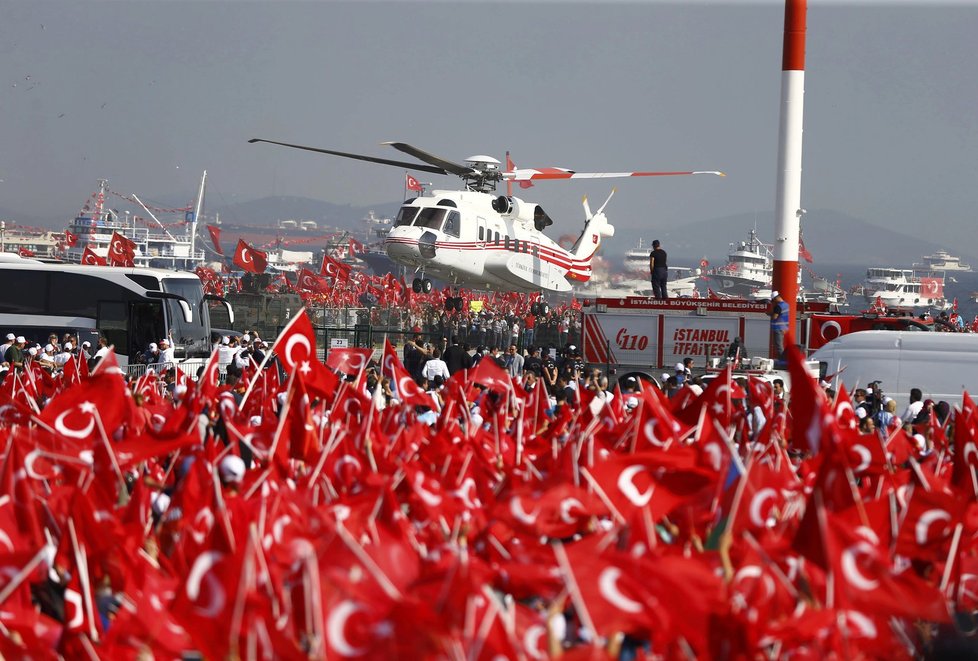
[913,250,972,273]
[65,176,208,270]
[858,267,951,312]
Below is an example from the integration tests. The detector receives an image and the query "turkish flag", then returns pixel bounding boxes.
[206,224,223,255]
[81,246,107,266]
[271,309,318,372]
[37,372,130,446]
[108,231,137,266]
[405,173,423,192]
[381,339,436,409]
[320,253,352,281]
[325,347,374,378]
[65,230,79,247]
[233,239,268,274]
[296,267,326,293]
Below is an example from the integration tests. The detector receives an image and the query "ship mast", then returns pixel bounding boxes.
[191,170,207,267]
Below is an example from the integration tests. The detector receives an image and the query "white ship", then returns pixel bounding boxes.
[858,267,951,312]
[65,175,208,270]
[913,250,972,273]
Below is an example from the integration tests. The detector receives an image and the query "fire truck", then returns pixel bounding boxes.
[579,296,938,385]
[579,296,847,385]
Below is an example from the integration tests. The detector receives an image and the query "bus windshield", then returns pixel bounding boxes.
[162,277,211,357]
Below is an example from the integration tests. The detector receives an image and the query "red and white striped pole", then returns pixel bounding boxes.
[772,0,806,349]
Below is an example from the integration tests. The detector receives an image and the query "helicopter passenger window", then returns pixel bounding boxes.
[444,211,461,238]
[505,237,510,250]
[394,207,419,227]
[478,226,484,241]
[416,207,448,230]
[513,238,519,252]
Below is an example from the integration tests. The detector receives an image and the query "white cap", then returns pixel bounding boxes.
[242,334,251,343]
[149,343,158,350]
[28,347,37,356]
[82,341,91,347]
[662,373,671,382]
[5,333,14,341]
[675,362,685,371]
[219,455,246,484]
[221,336,230,345]
[173,383,188,398]
[771,290,780,298]
[64,342,73,351]
[44,344,54,352]
[151,492,171,516]
[15,336,26,344]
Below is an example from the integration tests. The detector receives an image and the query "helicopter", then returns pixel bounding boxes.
[248,138,723,314]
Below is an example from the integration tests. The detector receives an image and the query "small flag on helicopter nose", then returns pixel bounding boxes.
[405,173,423,193]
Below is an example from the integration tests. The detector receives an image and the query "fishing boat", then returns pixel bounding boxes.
[913,250,972,272]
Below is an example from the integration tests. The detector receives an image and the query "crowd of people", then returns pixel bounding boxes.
[2,311,978,659]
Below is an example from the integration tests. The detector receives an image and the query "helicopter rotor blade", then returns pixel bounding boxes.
[504,168,725,182]
[581,195,592,220]
[382,142,476,177]
[248,138,449,175]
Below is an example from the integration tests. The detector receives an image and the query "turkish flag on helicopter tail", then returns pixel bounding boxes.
[206,224,223,255]
[108,231,137,266]
[233,239,267,274]
[81,245,107,266]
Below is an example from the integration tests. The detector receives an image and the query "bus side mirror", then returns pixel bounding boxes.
[178,299,192,324]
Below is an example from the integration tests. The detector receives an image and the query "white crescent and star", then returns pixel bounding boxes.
[185,550,227,618]
[748,488,778,528]
[841,541,879,592]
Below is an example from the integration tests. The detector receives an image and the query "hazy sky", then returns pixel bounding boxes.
[3,0,978,253]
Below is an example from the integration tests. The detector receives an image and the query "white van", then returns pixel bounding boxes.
[810,330,978,406]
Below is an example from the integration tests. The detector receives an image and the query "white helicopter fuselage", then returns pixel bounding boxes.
[384,189,608,293]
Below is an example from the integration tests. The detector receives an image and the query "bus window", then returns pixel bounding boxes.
[131,301,165,359]
[98,301,128,354]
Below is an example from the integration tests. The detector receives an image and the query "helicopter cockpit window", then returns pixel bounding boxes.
[395,207,419,227]
[444,211,461,238]
[533,206,554,232]
[437,199,457,208]
[416,207,448,231]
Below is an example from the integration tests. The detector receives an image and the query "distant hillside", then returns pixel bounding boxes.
[607,209,978,268]
[212,196,401,232]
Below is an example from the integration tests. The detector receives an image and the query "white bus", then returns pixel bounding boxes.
[0,254,232,366]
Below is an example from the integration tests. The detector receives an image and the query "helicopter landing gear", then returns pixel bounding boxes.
[412,277,433,294]
[444,295,464,312]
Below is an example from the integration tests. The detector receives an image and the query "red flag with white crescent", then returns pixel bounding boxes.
[233,239,268,274]
[65,230,79,247]
[108,231,137,267]
[381,339,436,409]
[81,246,107,266]
[405,173,423,193]
[270,309,318,372]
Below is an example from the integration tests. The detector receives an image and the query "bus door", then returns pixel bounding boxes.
[97,300,164,363]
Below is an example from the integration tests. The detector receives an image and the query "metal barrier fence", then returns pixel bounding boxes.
[125,359,222,382]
